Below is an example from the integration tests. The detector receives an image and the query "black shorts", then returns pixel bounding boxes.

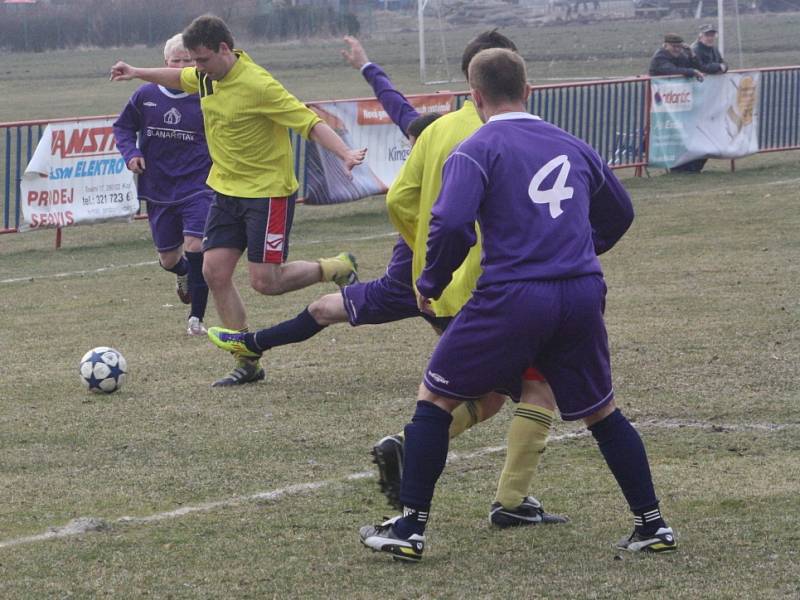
[202,192,296,263]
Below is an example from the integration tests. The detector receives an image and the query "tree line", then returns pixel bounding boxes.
[0,0,360,52]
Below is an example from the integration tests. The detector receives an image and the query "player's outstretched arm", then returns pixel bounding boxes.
[342,36,419,135]
[309,122,366,172]
[341,35,369,70]
[110,62,182,89]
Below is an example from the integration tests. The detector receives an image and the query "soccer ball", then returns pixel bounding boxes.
[79,347,127,393]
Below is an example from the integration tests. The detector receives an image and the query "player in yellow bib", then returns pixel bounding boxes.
[111,15,366,386]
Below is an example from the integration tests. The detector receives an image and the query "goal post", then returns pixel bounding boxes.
[417,0,455,84]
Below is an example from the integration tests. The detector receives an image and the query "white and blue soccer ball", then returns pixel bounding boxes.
[79,347,127,394]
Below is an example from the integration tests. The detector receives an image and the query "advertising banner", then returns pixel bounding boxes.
[19,118,138,231]
[304,94,455,205]
[649,72,759,169]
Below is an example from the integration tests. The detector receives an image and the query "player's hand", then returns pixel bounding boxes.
[693,70,705,82]
[416,291,434,316]
[126,156,145,174]
[341,36,369,70]
[110,61,136,81]
[343,147,367,173]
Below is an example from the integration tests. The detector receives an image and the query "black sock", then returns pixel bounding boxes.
[394,401,452,538]
[185,251,208,320]
[251,307,325,352]
[589,409,665,533]
[161,256,188,276]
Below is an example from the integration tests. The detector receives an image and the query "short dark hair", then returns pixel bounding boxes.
[406,112,441,139]
[461,29,517,78]
[182,15,234,52]
[468,48,528,104]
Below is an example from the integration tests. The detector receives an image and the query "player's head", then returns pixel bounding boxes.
[163,34,194,69]
[468,49,529,122]
[461,29,517,81]
[406,112,441,146]
[182,15,236,80]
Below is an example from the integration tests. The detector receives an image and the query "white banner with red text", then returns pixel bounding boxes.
[19,118,138,232]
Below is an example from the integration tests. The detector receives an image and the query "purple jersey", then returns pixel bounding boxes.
[360,62,419,286]
[417,113,634,299]
[361,62,420,136]
[113,83,212,205]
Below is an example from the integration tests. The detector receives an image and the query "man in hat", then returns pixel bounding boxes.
[692,25,728,74]
[648,33,704,81]
[648,34,706,172]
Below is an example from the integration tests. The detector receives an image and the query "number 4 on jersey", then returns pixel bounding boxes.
[528,154,573,218]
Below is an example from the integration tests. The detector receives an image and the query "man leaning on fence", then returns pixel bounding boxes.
[649,33,707,174]
[692,24,728,75]
[648,33,704,82]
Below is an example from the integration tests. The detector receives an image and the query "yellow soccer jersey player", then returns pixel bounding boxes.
[386,100,483,317]
[179,50,321,199]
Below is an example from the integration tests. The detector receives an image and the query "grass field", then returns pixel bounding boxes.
[1,8,800,599]
[1,151,799,597]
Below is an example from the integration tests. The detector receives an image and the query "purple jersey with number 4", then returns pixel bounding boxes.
[113,83,213,206]
[419,113,634,418]
[418,113,633,297]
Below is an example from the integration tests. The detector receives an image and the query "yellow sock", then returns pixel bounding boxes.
[392,400,481,441]
[449,400,481,439]
[494,404,554,509]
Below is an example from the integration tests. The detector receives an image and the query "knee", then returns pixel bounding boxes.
[520,380,557,411]
[202,261,228,290]
[479,392,508,420]
[158,249,181,270]
[249,270,283,296]
[583,399,617,428]
[308,298,333,324]
[308,294,345,326]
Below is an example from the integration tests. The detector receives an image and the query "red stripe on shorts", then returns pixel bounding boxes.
[263,196,288,264]
[523,367,545,381]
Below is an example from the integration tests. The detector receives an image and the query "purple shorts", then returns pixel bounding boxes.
[146,192,213,252]
[203,193,296,264]
[424,275,613,421]
[341,273,451,330]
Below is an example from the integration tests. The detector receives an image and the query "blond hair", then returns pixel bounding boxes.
[163,33,186,61]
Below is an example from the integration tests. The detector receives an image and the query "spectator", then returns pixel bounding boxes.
[692,24,728,74]
[648,33,704,81]
[649,33,707,173]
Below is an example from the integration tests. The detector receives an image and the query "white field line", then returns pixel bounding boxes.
[5,173,800,285]
[0,418,795,550]
[0,231,398,285]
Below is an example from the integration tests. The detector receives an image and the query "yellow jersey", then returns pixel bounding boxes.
[180,50,322,198]
[386,101,483,317]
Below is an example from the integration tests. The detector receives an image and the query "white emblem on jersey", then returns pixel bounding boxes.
[143,101,157,107]
[528,154,574,218]
[164,107,182,126]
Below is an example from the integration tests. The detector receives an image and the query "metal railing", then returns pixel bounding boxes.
[3,66,799,237]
